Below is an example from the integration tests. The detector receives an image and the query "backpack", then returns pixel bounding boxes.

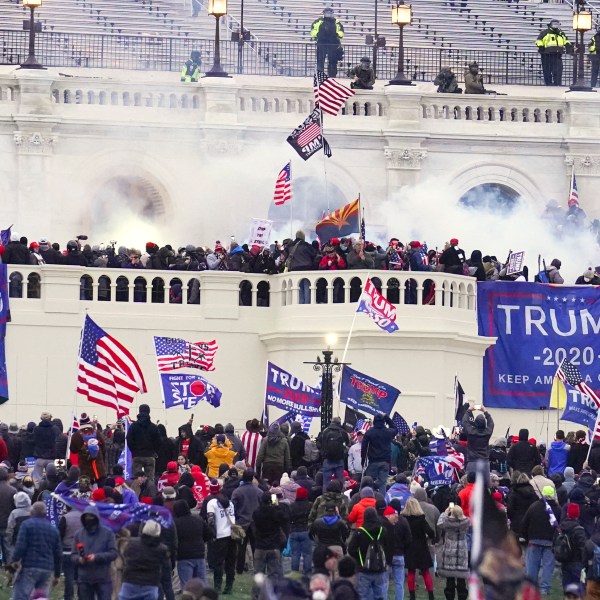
[11,515,30,545]
[591,542,600,580]
[323,428,346,461]
[553,531,573,563]
[358,526,386,572]
[304,438,320,463]
[489,446,508,474]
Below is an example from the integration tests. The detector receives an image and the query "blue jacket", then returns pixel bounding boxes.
[547,441,570,477]
[361,415,397,465]
[12,515,62,576]
[70,506,118,583]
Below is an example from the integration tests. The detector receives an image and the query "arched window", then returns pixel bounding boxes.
[316,277,328,304]
[239,280,252,306]
[188,278,200,305]
[133,276,147,303]
[80,275,93,301]
[349,277,363,303]
[8,272,23,298]
[257,281,270,307]
[152,277,165,303]
[386,277,400,304]
[27,273,41,299]
[169,278,182,304]
[98,275,111,301]
[116,276,129,302]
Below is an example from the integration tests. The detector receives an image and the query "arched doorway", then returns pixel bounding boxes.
[459,183,521,212]
[267,176,347,238]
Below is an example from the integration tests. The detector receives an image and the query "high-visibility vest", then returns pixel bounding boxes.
[181,60,200,83]
[310,17,344,40]
[536,29,569,49]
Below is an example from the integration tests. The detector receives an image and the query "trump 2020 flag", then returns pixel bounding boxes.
[339,365,400,417]
[357,278,399,333]
[160,373,222,410]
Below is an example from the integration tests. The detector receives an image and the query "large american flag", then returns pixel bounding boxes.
[351,418,371,443]
[77,315,147,418]
[557,359,600,407]
[392,412,411,435]
[569,174,579,205]
[154,336,217,372]
[313,71,355,116]
[273,161,292,206]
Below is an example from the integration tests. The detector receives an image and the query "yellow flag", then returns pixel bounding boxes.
[549,375,567,410]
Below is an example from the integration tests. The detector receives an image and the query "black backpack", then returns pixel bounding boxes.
[323,427,346,461]
[359,526,386,572]
[553,531,574,563]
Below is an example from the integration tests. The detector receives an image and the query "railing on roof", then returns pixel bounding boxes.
[0,28,589,84]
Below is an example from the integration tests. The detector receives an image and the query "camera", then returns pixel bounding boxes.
[54,458,67,469]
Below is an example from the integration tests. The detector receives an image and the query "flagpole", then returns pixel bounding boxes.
[585,409,599,467]
[358,193,362,241]
[289,158,293,241]
[68,310,88,462]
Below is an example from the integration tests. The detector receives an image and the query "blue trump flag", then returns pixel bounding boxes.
[478,282,600,409]
[160,373,221,410]
[414,456,455,487]
[561,388,598,429]
[357,278,399,333]
[265,362,321,417]
[339,366,400,417]
[0,265,9,405]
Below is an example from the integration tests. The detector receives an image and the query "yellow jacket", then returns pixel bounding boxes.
[205,442,236,478]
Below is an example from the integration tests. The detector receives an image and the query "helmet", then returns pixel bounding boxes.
[360,56,371,64]
[549,19,561,28]
[67,240,78,253]
[323,7,333,14]
[191,50,201,61]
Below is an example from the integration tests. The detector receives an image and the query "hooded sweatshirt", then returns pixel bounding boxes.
[6,492,31,546]
[71,505,118,583]
[256,423,291,473]
[547,440,570,476]
[126,411,161,458]
[507,429,541,475]
[563,467,577,495]
[204,440,237,478]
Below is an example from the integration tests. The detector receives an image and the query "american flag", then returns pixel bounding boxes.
[297,122,322,147]
[569,174,579,205]
[154,336,217,372]
[557,359,600,408]
[392,412,411,435]
[313,71,355,116]
[273,162,292,206]
[351,418,371,442]
[77,315,147,418]
[71,415,79,433]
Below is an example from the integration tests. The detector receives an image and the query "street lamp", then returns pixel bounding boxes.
[388,0,412,85]
[570,0,593,91]
[20,0,44,70]
[304,335,348,430]
[204,0,230,78]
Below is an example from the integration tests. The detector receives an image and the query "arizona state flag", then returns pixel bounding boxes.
[315,199,360,241]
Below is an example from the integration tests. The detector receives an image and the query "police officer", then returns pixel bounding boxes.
[589,25,600,87]
[181,50,201,83]
[536,20,571,86]
[311,7,344,77]
[350,57,375,89]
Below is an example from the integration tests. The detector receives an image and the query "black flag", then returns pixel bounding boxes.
[455,377,467,423]
[287,108,332,161]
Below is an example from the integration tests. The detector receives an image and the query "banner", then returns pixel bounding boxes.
[506,251,525,275]
[160,373,221,410]
[414,456,456,487]
[286,108,331,161]
[357,278,399,333]
[478,282,600,409]
[339,366,400,416]
[54,494,173,532]
[249,218,273,248]
[560,388,598,429]
[265,362,321,417]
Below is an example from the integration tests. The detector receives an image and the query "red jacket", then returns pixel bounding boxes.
[347,497,377,528]
[458,483,475,519]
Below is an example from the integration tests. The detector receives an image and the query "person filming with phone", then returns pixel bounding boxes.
[461,403,494,473]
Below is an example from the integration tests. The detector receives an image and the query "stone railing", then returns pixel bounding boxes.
[6,265,476,311]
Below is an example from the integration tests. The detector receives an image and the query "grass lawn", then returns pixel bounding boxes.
[0,570,570,600]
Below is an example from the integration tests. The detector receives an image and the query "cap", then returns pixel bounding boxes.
[567,503,580,519]
[162,486,176,499]
[114,477,125,486]
[209,478,221,494]
[79,413,91,427]
[410,241,421,248]
[167,461,178,473]
[383,506,397,516]
[91,488,106,501]
[140,496,154,505]
[450,238,459,245]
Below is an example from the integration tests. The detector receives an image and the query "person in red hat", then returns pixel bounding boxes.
[157,461,180,492]
[381,504,412,600]
[288,486,312,576]
[69,414,106,485]
[439,238,467,275]
[559,503,587,590]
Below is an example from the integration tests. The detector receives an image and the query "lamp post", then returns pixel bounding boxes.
[204,0,230,78]
[570,0,593,91]
[388,0,412,85]
[304,334,348,431]
[20,0,44,70]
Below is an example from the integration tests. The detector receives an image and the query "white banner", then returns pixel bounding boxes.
[249,218,273,248]
[506,251,525,275]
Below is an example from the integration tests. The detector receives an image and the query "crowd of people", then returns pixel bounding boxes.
[1,404,600,600]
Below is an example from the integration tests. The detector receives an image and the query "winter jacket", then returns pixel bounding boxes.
[346,249,375,269]
[348,522,389,573]
[520,499,560,543]
[6,492,31,547]
[256,428,291,475]
[33,420,58,459]
[461,410,494,462]
[347,498,377,529]
[308,491,349,527]
[290,431,309,470]
[560,517,587,563]
[3,241,30,265]
[70,430,106,481]
[224,430,246,462]
[361,415,397,465]
[568,441,590,474]
[547,265,564,284]
[404,514,434,571]
[126,413,161,458]
[231,482,264,528]
[436,513,470,578]
[122,534,170,587]
[507,431,541,475]
[547,440,570,476]
[320,422,350,461]
[563,467,577,495]
[204,442,236,478]
[566,486,599,537]
[252,503,289,550]
[457,484,475,519]
[173,503,209,559]
[0,480,16,528]
[289,498,312,532]
[506,483,538,535]
[589,440,600,473]
[382,514,412,559]
[12,514,62,576]
[287,238,317,271]
[530,475,556,500]
[71,506,118,583]
[310,514,350,551]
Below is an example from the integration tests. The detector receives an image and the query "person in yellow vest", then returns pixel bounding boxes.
[181,50,201,83]
[310,7,344,77]
[204,434,236,478]
[535,20,571,86]
[588,26,600,87]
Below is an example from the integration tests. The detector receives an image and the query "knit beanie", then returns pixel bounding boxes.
[567,503,580,519]
[296,487,309,500]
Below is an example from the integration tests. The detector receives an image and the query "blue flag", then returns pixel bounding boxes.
[0,226,12,247]
[414,456,455,487]
[160,373,221,410]
[53,494,173,532]
[339,366,400,417]
[560,388,598,429]
[265,362,321,417]
[0,265,9,405]
[117,418,132,479]
[392,412,411,435]
[357,278,399,333]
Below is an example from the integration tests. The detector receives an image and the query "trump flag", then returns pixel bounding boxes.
[357,278,399,333]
